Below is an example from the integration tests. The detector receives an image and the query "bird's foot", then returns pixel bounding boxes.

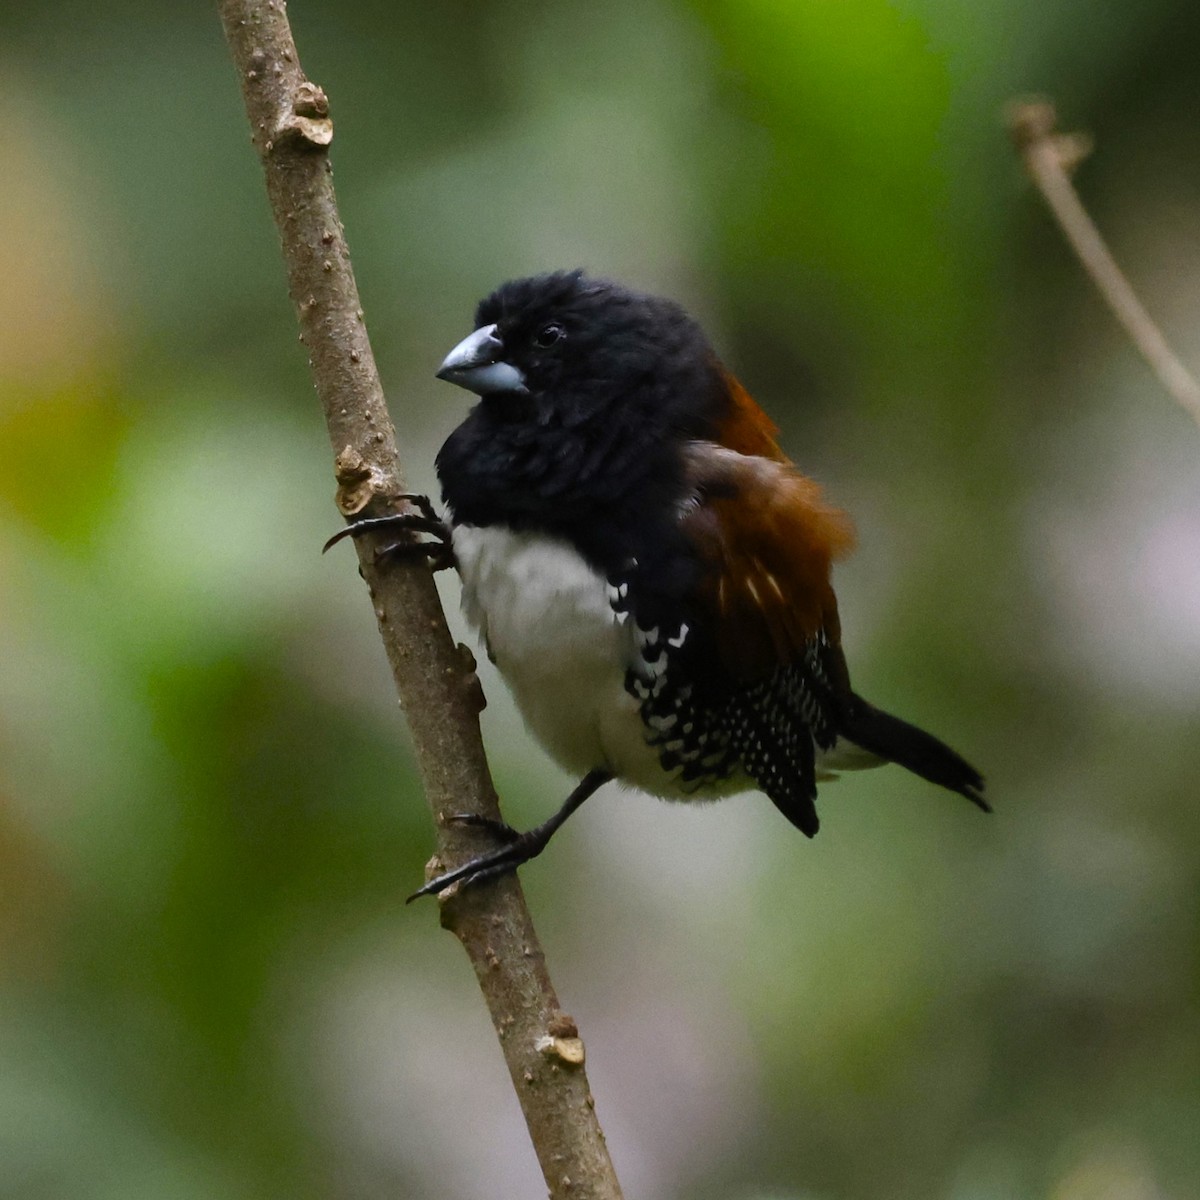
[322,494,455,570]
[407,821,553,902]
[406,769,612,903]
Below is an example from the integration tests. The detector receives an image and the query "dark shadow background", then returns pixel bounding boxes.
[2,2,1199,1198]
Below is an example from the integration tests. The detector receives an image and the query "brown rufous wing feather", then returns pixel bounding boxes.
[669,373,856,835]
[679,440,855,685]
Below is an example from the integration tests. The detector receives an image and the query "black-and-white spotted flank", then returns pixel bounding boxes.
[619,597,741,791]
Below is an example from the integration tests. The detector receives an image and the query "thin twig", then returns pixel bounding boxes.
[216,4,623,1197]
[1008,97,1200,429]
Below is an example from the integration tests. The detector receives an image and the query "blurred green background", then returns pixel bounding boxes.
[2,2,1199,1198]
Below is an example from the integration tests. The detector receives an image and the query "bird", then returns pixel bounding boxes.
[330,270,988,899]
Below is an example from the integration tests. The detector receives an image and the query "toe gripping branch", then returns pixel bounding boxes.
[322,493,455,571]
[408,768,613,902]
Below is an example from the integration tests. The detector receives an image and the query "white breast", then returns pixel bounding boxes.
[452,523,702,795]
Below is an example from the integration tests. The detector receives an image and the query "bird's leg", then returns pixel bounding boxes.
[407,769,613,901]
[322,494,455,570]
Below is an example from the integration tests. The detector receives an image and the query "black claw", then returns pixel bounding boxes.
[406,825,556,901]
[374,540,456,572]
[396,492,440,523]
[965,786,992,815]
[322,496,454,568]
[322,512,450,554]
[445,812,520,842]
[405,838,539,902]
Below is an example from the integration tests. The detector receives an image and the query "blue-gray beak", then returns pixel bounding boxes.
[436,323,528,396]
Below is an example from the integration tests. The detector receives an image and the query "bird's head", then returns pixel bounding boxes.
[436,270,719,429]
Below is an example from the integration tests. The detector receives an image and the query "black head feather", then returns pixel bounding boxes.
[470,270,716,423]
[437,271,726,567]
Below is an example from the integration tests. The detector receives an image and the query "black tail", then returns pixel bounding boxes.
[842,694,990,813]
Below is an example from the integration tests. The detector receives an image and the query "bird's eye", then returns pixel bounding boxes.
[533,322,565,349]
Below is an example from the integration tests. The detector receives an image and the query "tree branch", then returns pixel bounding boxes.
[216,4,623,1196]
[1008,97,1200,429]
